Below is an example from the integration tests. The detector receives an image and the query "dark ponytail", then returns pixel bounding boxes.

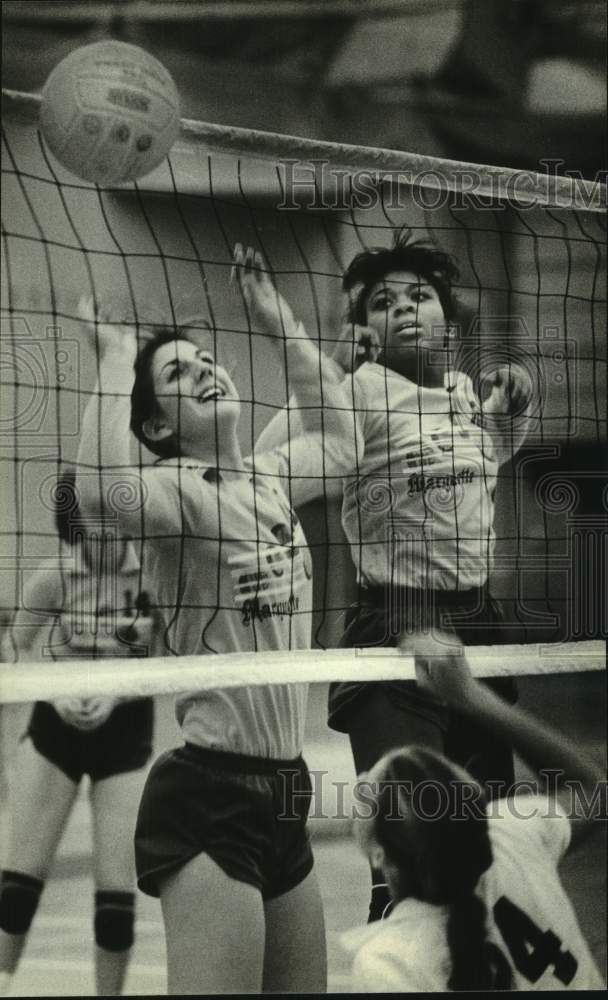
[447,893,512,991]
[371,747,513,992]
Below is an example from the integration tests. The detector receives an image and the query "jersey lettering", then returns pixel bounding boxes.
[493,895,578,985]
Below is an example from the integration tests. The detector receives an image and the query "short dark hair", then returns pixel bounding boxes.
[342,228,459,325]
[130,323,212,460]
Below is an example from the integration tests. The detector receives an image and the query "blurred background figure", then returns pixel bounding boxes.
[0,471,157,996]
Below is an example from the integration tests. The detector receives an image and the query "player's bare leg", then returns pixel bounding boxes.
[0,740,78,986]
[262,867,327,993]
[159,852,265,995]
[90,770,145,995]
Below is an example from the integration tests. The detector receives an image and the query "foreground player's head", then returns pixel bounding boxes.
[354,745,509,990]
[342,230,459,376]
[130,328,239,461]
[343,229,459,326]
[355,746,490,903]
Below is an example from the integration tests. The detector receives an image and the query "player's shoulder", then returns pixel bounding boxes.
[141,458,220,522]
[354,361,400,385]
[352,361,416,403]
[487,794,571,865]
[343,900,447,991]
[149,457,213,488]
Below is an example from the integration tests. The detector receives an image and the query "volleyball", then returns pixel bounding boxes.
[40,40,180,184]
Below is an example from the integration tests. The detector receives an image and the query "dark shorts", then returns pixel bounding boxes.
[134,743,314,900]
[27,699,154,784]
[328,585,517,733]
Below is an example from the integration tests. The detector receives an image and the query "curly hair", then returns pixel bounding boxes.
[342,228,460,326]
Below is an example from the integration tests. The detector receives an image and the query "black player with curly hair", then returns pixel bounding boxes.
[327,229,535,920]
[257,228,535,922]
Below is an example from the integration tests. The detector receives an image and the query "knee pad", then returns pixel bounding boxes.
[94,890,135,952]
[0,869,44,935]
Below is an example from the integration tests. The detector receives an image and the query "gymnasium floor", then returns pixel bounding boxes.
[1,672,606,996]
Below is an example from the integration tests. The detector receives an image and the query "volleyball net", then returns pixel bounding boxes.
[1,90,606,704]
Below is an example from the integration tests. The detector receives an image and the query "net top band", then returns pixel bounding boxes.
[0,641,604,705]
[3,88,606,213]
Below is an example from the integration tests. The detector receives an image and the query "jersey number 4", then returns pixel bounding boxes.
[492,896,578,985]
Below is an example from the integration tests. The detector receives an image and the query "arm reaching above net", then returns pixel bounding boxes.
[410,630,606,847]
[74,298,175,536]
[233,245,363,504]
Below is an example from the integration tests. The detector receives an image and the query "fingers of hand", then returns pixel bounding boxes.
[77,295,97,325]
[410,629,462,660]
[413,654,433,689]
[511,368,531,408]
[233,244,267,283]
[485,365,530,412]
[357,326,381,360]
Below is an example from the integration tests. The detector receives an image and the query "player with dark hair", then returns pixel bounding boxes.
[73,245,362,994]
[343,632,605,992]
[0,471,156,997]
[258,228,534,921]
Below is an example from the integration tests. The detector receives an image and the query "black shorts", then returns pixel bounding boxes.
[134,743,314,901]
[27,699,154,783]
[328,585,517,733]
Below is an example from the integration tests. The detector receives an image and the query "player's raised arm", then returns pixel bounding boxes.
[232,244,363,500]
[74,298,173,537]
[232,244,347,395]
[411,631,606,847]
[74,297,140,526]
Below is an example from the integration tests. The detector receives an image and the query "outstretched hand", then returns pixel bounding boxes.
[480,364,532,416]
[403,630,477,709]
[77,296,138,363]
[232,244,298,340]
[332,322,381,374]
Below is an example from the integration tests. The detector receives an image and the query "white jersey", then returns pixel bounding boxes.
[18,543,156,662]
[140,447,315,759]
[341,363,521,591]
[342,796,604,993]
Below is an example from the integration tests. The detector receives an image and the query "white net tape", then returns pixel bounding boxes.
[3,89,606,211]
[0,639,604,705]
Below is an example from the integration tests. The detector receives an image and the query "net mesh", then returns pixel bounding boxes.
[1,92,606,700]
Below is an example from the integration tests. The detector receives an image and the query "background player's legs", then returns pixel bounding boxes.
[90,770,145,996]
[347,686,444,922]
[0,739,78,980]
[159,852,265,995]
[262,868,327,992]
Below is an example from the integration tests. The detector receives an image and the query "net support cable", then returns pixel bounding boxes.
[0,640,604,705]
[3,89,606,212]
